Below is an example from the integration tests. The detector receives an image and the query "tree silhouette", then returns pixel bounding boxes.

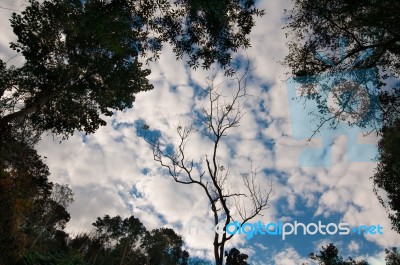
[71,215,189,265]
[0,139,51,264]
[0,1,265,263]
[309,243,368,265]
[385,247,400,265]
[141,67,273,265]
[0,0,264,138]
[284,0,400,235]
[284,0,400,129]
[144,228,189,265]
[373,118,400,233]
[225,248,249,265]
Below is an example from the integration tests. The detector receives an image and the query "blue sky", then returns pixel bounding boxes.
[1,0,400,264]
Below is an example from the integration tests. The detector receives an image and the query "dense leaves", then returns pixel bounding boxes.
[385,248,400,265]
[309,243,368,265]
[168,0,264,72]
[0,173,190,265]
[0,131,189,264]
[285,0,400,236]
[0,0,263,138]
[309,243,400,265]
[285,0,400,127]
[0,1,263,263]
[285,0,400,78]
[146,228,189,265]
[0,135,51,264]
[225,248,249,265]
[373,119,400,233]
[1,0,154,137]
[91,214,148,265]
[70,215,189,265]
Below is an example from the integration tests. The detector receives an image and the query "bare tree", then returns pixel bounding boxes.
[140,68,273,265]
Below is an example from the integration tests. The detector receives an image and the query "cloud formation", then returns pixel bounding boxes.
[1,0,399,263]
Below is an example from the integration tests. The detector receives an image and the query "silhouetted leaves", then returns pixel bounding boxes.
[72,215,189,265]
[310,243,368,265]
[285,0,400,235]
[385,247,400,265]
[285,0,400,127]
[373,119,400,233]
[225,248,249,265]
[0,0,263,138]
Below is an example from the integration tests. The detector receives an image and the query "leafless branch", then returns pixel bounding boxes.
[140,65,273,265]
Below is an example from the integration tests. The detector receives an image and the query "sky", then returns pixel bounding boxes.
[1,0,400,264]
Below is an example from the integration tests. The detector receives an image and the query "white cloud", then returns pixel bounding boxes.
[273,247,314,265]
[2,0,398,263]
[348,240,360,252]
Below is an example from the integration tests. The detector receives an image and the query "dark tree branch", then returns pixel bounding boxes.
[140,66,273,265]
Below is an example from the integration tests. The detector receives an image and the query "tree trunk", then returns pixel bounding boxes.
[120,241,129,265]
[214,238,225,265]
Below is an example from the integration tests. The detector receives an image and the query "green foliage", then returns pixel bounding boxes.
[385,248,400,265]
[145,228,189,265]
[69,215,189,265]
[0,135,52,264]
[1,0,153,137]
[0,0,263,138]
[25,184,73,251]
[225,248,249,265]
[68,234,109,265]
[373,119,400,233]
[310,244,400,265]
[0,1,263,263]
[168,0,264,72]
[0,127,75,264]
[285,0,400,77]
[310,243,368,265]
[23,250,88,265]
[285,0,400,236]
[284,0,400,126]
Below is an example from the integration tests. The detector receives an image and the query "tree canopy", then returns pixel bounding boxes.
[309,243,368,265]
[373,118,400,233]
[285,0,400,127]
[385,248,400,265]
[308,243,400,265]
[0,169,190,265]
[0,0,264,263]
[225,248,249,265]
[285,0,400,235]
[86,215,189,265]
[0,141,73,264]
[0,0,264,139]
